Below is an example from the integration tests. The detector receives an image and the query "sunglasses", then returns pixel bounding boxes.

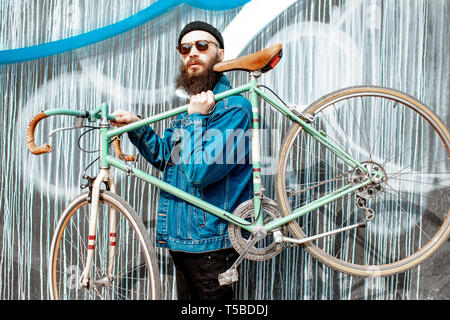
[177,40,219,55]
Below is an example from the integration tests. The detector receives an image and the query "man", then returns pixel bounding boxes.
[112,21,253,300]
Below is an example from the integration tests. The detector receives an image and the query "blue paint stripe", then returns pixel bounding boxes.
[0,0,182,65]
[0,0,251,65]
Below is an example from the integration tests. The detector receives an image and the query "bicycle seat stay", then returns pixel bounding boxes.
[213,43,282,73]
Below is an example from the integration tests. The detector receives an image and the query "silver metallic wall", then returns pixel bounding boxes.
[0,0,448,299]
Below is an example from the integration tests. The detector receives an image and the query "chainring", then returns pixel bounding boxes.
[228,198,286,261]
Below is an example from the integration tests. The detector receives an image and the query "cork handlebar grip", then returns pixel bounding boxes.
[25,111,52,155]
[112,137,137,162]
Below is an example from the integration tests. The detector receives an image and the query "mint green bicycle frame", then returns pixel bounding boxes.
[44,75,372,235]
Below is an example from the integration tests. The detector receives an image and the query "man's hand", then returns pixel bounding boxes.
[188,90,215,115]
[111,110,141,127]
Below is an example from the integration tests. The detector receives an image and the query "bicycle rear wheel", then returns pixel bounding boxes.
[49,190,161,299]
[275,86,450,277]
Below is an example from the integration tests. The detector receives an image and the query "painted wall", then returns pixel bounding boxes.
[0,0,448,299]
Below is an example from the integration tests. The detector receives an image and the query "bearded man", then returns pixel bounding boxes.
[111,21,253,300]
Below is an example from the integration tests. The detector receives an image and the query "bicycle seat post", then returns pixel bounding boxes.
[248,70,265,226]
[250,70,262,80]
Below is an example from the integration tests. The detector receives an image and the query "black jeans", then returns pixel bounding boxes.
[169,248,238,300]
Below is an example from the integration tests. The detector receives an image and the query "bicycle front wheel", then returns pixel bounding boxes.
[276,86,450,277]
[49,190,161,299]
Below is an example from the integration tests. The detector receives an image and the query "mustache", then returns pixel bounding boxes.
[187,59,204,67]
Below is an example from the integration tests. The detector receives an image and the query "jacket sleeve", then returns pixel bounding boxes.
[127,124,175,171]
[179,98,252,188]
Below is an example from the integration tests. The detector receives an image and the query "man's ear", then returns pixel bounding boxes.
[218,49,225,62]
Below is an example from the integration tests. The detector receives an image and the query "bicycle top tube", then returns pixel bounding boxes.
[42,81,256,130]
[106,83,253,139]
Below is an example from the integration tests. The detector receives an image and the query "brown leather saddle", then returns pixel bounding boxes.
[213,43,282,73]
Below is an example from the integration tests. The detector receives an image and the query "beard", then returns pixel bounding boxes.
[175,56,222,96]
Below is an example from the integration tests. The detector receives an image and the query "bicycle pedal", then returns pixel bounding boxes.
[218,268,239,286]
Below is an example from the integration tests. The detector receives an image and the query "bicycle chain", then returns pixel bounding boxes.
[287,170,375,222]
[284,171,374,248]
[287,170,353,196]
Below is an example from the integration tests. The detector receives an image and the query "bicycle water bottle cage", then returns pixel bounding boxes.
[213,43,283,74]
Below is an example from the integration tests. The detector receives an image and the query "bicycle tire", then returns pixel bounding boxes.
[48,190,161,299]
[275,86,450,277]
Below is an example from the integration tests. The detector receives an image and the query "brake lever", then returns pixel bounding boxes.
[48,117,85,137]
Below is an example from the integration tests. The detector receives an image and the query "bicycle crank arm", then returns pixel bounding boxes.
[218,228,266,286]
[273,221,366,246]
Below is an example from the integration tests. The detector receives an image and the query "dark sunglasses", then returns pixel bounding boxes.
[177,40,219,55]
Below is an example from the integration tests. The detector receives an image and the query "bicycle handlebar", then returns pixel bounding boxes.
[26,111,52,155]
[25,110,136,161]
[112,138,136,161]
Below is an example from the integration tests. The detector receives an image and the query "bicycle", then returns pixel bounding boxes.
[26,43,450,300]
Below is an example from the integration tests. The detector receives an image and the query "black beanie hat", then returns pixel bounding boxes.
[178,21,224,49]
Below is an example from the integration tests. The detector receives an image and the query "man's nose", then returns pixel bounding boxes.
[189,45,200,57]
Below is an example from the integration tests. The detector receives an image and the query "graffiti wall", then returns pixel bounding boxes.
[0,0,448,299]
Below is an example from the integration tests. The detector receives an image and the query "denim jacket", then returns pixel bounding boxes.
[127,75,253,252]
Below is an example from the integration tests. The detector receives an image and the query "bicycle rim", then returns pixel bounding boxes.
[49,190,161,299]
[276,86,450,276]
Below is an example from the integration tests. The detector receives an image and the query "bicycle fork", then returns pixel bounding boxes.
[79,168,117,289]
